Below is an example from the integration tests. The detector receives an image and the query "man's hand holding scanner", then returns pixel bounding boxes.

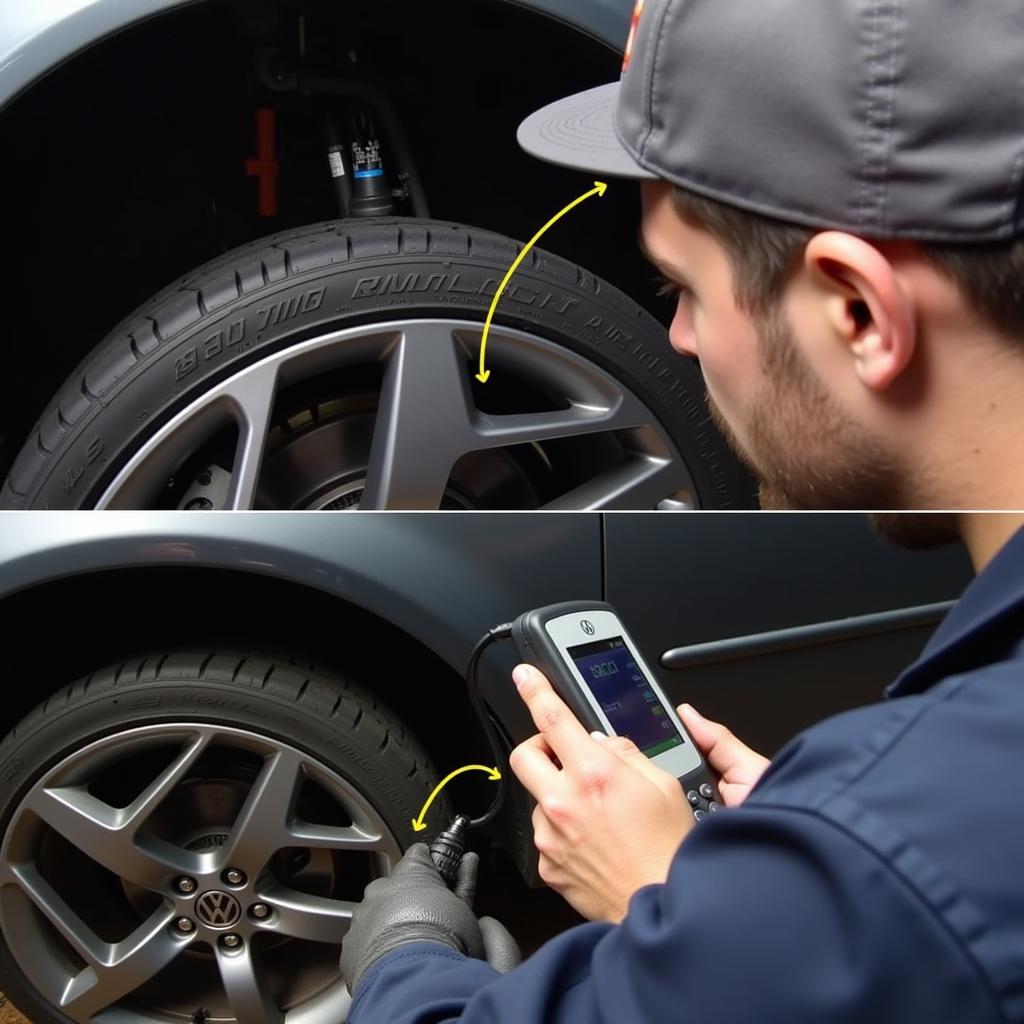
[509,663,770,923]
[679,701,771,807]
[508,663,688,923]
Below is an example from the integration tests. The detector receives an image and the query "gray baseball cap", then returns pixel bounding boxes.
[518,0,1024,242]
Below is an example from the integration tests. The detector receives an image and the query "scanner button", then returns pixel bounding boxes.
[693,809,707,821]
[708,801,722,812]
[699,783,714,800]
[686,790,700,807]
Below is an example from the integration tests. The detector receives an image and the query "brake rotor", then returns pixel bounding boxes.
[179,395,544,509]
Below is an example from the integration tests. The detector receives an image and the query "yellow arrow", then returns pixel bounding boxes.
[476,181,608,383]
[411,764,502,832]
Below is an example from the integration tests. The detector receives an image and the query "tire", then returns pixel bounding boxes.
[0,651,453,1024]
[0,217,754,509]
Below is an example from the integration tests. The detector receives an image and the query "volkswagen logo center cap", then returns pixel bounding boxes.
[196,891,242,929]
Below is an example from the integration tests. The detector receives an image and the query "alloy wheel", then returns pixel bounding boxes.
[94,320,698,510]
[0,723,402,1023]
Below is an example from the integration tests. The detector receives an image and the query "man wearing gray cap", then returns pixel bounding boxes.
[337,4,1024,1021]
[518,0,1024,516]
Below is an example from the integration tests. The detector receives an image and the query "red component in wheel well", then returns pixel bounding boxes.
[245,107,279,218]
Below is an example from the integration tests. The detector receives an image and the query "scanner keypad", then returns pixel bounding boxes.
[686,783,720,820]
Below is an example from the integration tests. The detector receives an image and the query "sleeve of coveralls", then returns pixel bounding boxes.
[348,804,999,1024]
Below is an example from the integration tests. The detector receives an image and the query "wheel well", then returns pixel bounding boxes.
[0,565,502,816]
[0,0,665,480]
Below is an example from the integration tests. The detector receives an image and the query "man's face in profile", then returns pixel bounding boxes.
[640,180,913,516]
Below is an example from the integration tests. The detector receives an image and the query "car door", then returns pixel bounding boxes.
[603,514,974,754]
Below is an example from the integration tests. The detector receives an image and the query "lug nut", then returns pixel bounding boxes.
[176,877,196,895]
[223,869,246,886]
[250,903,270,920]
[221,933,242,950]
[175,917,195,934]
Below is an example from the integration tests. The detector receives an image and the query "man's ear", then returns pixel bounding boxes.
[804,232,916,391]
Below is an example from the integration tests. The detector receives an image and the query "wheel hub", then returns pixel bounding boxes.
[184,831,229,853]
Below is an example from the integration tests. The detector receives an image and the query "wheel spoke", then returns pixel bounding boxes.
[25,733,209,890]
[285,821,389,851]
[219,748,305,877]
[217,944,285,1024]
[61,908,184,1019]
[27,787,146,884]
[8,863,105,967]
[6,865,183,1020]
[124,732,213,828]
[471,398,647,449]
[224,361,279,509]
[259,887,355,944]
[360,324,477,509]
[542,456,689,510]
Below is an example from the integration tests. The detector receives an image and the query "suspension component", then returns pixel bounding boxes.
[349,111,394,218]
[325,114,353,218]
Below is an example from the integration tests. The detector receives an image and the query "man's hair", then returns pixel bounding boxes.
[672,188,1024,339]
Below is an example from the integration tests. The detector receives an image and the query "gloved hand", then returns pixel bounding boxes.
[341,843,521,995]
[478,916,521,974]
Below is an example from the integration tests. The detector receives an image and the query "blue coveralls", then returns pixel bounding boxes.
[351,527,1024,1024]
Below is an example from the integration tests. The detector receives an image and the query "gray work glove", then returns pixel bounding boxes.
[341,843,521,996]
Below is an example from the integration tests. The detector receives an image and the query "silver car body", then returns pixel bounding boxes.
[0,0,631,112]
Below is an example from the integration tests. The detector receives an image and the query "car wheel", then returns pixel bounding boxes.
[0,651,453,1023]
[1,218,753,510]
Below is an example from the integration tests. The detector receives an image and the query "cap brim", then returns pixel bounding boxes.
[517,82,657,180]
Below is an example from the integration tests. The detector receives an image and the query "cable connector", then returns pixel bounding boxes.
[429,814,471,887]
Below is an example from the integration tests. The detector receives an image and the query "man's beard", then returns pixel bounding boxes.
[704,308,959,549]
